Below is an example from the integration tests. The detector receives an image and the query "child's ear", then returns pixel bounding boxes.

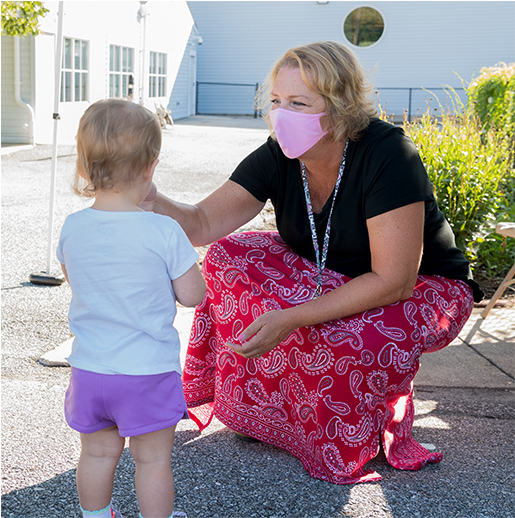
[143,159,159,182]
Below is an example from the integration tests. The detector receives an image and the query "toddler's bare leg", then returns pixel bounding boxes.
[130,426,176,518]
[77,426,125,511]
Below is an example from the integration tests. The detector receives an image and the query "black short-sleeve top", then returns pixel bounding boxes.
[230,118,481,298]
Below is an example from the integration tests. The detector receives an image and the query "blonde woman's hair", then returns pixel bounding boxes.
[74,99,161,196]
[257,41,377,142]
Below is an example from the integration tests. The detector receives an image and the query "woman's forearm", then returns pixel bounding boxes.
[153,180,265,247]
[281,202,424,331]
[230,271,415,359]
[283,271,413,332]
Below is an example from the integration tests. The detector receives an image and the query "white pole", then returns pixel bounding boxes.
[138,1,148,105]
[30,1,65,286]
[45,1,64,275]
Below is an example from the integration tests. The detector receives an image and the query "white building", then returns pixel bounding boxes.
[1,1,201,145]
[187,0,515,120]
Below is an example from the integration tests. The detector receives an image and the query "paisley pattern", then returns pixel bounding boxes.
[183,232,474,484]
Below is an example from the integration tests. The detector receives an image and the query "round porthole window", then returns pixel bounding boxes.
[343,6,385,48]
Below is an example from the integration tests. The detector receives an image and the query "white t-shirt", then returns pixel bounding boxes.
[57,208,199,375]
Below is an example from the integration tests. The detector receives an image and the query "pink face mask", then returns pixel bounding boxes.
[269,108,328,159]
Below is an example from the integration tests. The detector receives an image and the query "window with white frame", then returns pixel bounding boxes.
[61,38,88,102]
[110,45,134,98]
[149,51,167,97]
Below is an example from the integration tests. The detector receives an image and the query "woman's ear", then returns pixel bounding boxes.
[143,159,159,183]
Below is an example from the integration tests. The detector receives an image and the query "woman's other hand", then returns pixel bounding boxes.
[226,310,293,359]
[140,181,157,212]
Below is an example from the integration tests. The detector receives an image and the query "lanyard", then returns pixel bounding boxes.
[301,138,349,299]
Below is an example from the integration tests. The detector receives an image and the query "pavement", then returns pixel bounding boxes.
[2,116,514,518]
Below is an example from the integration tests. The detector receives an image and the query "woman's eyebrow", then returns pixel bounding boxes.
[271,92,312,100]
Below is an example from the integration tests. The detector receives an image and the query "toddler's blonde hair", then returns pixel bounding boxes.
[74,99,161,196]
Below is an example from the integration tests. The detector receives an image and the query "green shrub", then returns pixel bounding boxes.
[467,62,515,142]
[398,95,514,279]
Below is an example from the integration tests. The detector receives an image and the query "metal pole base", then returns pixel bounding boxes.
[29,271,65,286]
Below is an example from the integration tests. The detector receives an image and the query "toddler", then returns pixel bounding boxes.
[57,99,205,518]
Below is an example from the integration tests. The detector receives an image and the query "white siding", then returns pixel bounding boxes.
[169,29,199,120]
[2,1,196,145]
[187,1,515,118]
[1,36,34,144]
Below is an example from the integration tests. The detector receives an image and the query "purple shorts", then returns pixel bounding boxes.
[65,367,189,437]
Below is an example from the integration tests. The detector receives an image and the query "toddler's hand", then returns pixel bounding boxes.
[140,182,157,212]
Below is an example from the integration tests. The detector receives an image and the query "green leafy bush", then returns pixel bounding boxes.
[467,62,515,143]
[397,92,514,279]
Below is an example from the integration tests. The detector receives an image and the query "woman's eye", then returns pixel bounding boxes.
[292,101,306,107]
[270,99,279,104]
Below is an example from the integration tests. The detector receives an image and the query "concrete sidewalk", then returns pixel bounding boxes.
[2,116,514,518]
[417,307,514,389]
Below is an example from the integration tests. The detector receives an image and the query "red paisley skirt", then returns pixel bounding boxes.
[183,232,474,484]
